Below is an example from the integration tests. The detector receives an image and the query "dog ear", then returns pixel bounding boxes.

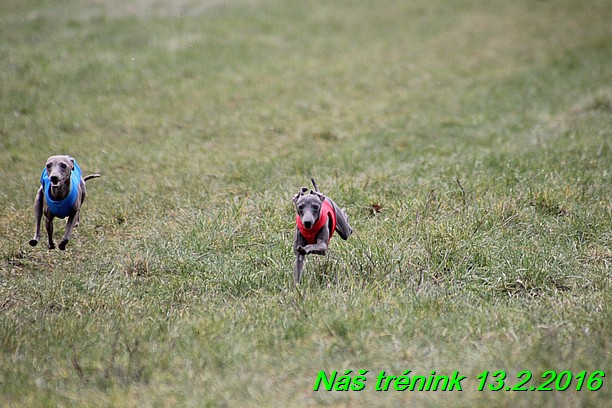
[292,187,309,203]
[310,191,326,201]
[68,156,75,170]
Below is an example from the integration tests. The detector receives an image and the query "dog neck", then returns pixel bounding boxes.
[47,177,72,201]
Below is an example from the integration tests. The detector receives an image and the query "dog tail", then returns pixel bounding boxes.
[311,177,319,192]
[84,174,101,182]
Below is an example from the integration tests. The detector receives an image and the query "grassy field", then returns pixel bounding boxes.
[1,0,610,406]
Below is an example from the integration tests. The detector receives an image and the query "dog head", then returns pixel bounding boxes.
[45,155,74,188]
[293,187,326,229]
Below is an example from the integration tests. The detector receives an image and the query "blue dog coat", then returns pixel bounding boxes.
[40,159,82,219]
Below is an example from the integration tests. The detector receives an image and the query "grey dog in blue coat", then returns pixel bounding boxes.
[30,155,100,250]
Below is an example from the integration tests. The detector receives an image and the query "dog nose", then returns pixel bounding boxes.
[303,220,313,229]
[50,175,59,184]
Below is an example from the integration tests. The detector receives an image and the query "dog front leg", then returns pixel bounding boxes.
[30,187,43,246]
[299,226,330,256]
[293,228,309,284]
[59,211,79,250]
[294,253,305,284]
[301,241,328,255]
[45,215,55,249]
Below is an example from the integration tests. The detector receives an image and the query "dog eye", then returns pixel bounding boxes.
[46,163,52,168]
[60,163,67,168]
[312,205,319,210]
[297,205,304,211]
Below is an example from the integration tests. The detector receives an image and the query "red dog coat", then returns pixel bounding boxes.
[296,199,337,244]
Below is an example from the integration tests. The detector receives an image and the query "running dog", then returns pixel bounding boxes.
[292,178,352,283]
[30,155,100,250]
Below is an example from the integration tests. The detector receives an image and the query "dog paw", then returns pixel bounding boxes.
[58,240,68,251]
[29,239,38,247]
[297,245,307,255]
[48,243,56,250]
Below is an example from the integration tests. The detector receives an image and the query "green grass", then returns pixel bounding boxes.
[1,0,610,406]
